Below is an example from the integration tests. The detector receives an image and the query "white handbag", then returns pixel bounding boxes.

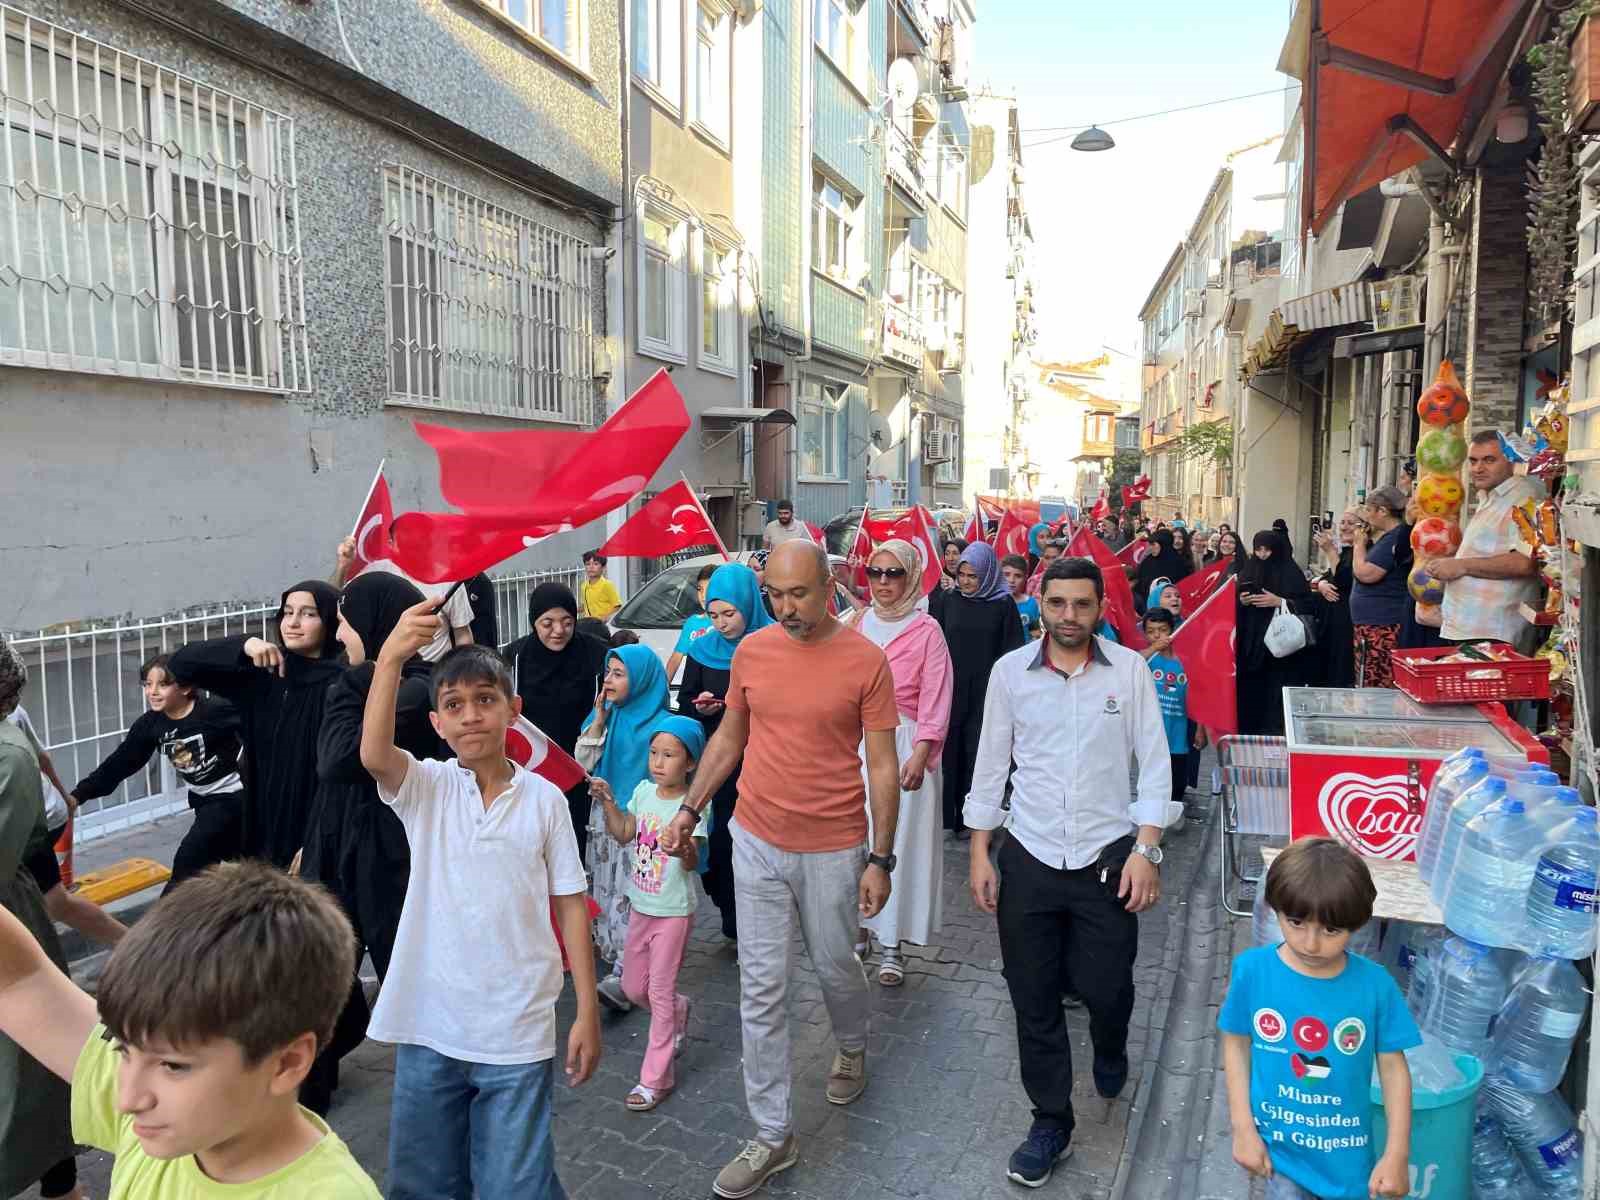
[1264,600,1308,658]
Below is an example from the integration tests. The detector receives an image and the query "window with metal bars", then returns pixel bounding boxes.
[0,9,309,390]
[384,165,596,424]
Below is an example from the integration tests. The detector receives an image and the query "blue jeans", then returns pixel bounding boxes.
[386,1045,566,1200]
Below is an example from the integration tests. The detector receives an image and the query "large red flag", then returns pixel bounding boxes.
[963,508,986,545]
[349,464,394,574]
[1171,577,1238,736]
[505,715,588,791]
[598,481,719,558]
[1121,476,1152,509]
[1066,527,1147,649]
[887,506,943,597]
[1116,536,1147,567]
[1176,558,1229,612]
[390,371,690,582]
[861,509,900,542]
[845,518,874,589]
[993,509,1032,560]
[1091,491,1110,523]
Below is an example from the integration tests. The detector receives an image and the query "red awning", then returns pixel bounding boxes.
[1285,0,1539,234]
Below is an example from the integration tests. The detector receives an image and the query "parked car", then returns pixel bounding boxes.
[820,506,968,558]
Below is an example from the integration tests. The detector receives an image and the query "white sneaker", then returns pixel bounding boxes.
[597,974,632,1012]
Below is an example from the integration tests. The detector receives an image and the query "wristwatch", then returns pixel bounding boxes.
[867,852,897,874]
[1130,842,1164,867]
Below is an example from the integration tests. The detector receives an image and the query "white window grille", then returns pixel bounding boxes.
[478,0,589,70]
[384,165,595,423]
[699,229,736,374]
[692,3,730,146]
[0,9,310,391]
[632,0,681,108]
[637,195,687,362]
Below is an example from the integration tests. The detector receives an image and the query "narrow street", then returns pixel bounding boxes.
[28,756,1237,1200]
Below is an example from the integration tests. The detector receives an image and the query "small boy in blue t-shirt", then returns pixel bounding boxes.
[1219,838,1418,1200]
[1139,608,1204,808]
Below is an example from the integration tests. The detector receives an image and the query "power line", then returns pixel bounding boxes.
[1018,86,1293,143]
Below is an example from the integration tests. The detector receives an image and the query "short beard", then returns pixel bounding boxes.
[1045,621,1090,650]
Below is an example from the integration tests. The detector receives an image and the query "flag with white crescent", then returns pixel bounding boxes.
[505,715,587,792]
[887,505,943,597]
[348,465,395,576]
[596,479,718,558]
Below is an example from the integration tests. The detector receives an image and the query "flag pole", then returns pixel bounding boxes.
[680,472,731,560]
[350,458,387,540]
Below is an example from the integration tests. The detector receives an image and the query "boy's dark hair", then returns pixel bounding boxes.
[97,862,354,1063]
[576,617,611,642]
[431,644,515,701]
[1142,607,1175,632]
[138,652,186,688]
[1042,556,1104,601]
[1000,554,1029,574]
[609,629,640,647]
[582,550,607,566]
[776,498,793,512]
[1264,837,1377,932]
[696,563,719,584]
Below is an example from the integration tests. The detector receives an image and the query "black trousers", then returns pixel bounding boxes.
[164,791,244,895]
[703,770,740,939]
[1169,753,1189,809]
[942,716,983,831]
[996,834,1139,1137]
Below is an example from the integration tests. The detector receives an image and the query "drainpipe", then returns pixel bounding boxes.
[606,0,632,598]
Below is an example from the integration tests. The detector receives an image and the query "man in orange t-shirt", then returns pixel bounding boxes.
[666,541,901,1199]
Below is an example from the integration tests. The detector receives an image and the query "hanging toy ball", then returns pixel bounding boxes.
[1408,562,1445,606]
[1415,427,1467,475]
[1411,517,1462,559]
[1417,359,1470,427]
[1415,473,1465,519]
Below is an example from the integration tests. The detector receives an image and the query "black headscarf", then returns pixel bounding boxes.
[340,572,424,665]
[509,583,610,754]
[1237,531,1312,671]
[272,580,342,659]
[1135,529,1192,607]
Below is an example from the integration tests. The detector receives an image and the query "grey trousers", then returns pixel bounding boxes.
[732,817,870,1144]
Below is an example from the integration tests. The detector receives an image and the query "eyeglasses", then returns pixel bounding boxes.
[864,566,908,580]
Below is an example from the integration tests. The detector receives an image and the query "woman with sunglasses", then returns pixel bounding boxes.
[937,543,1025,838]
[844,542,954,985]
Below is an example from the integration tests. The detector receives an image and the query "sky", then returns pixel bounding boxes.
[974,0,1298,404]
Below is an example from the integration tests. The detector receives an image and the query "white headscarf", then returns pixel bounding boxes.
[866,539,923,621]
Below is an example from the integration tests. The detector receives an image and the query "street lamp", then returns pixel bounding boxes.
[1071,125,1115,152]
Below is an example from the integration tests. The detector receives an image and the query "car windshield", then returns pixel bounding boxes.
[613,567,702,629]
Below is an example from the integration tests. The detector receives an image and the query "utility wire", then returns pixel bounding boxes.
[1018,86,1293,144]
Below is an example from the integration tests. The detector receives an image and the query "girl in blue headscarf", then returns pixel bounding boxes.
[675,563,773,941]
[577,642,669,1008]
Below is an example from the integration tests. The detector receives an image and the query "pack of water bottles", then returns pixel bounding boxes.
[1418,747,1598,959]
[1480,1074,1584,1199]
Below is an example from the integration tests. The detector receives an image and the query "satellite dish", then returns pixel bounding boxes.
[867,409,894,450]
[886,57,920,120]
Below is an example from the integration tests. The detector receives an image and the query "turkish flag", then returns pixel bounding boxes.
[1177,558,1229,611]
[1171,577,1238,736]
[598,481,716,558]
[1121,476,1152,508]
[888,506,943,597]
[804,520,825,545]
[349,466,394,574]
[846,518,874,590]
[1116,537,1147,567]
[977,495,1040,526]
[993,509,1032,560]
[861,510,901,541]
[963,509,986,545]
[389,370,690,582]
[1066,528,1147,649]
[1091,491,1110,523]
[505,715,588,792]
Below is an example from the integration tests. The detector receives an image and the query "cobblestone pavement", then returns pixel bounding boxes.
[22,780,1224,1200]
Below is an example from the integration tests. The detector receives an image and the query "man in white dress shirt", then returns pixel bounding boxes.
[965,555,1170,1189]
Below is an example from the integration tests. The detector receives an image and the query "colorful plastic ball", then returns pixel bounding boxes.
[1417,361,1470,426]
[1415,473,1465,519]
[1411,517,1462,559]
[1415,428,1466,475]
[1408,563,1445,606]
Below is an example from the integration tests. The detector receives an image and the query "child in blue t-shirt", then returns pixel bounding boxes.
[1219,838,1419,1200]
[1000,554,1040,638]
[1139,608,1204,808]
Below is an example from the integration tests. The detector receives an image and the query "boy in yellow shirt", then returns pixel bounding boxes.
[0,862,379,1199]
[580,550,623,621]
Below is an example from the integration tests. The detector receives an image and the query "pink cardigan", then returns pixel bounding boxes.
[877,612,954,767]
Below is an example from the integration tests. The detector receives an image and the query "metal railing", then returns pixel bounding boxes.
[4,566,582,843]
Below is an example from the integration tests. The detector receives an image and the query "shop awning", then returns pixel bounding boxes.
[1243,281,1374,377]
[1280,0,1540,235]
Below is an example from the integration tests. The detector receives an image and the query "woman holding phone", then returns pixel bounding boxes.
[676,563,773,944]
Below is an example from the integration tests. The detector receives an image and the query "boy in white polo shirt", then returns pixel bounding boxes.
[360,603,601,1199]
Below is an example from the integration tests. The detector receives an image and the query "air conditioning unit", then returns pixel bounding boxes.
[1183,288,1204,318]
[923,430,953,463]
[924,321,946,352]
[940,331,964,371]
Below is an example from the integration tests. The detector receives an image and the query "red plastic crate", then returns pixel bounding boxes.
[1392,644,1550,704]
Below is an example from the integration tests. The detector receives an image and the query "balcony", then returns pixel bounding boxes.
[882,300,925,367]
[886,124,927,207]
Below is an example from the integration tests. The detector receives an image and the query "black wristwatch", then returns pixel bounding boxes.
[867,852,897,874]
[677,804,703,822]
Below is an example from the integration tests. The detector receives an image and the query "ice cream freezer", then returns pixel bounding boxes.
[1282,688,1548,862]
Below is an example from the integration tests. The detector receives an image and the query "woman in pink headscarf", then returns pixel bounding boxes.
[845,540,954,986]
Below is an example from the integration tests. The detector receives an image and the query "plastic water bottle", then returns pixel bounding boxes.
[1417,751,1487,885]
[1526,785,1582,843]
[1482,1075,1584,1196]
[1430,777,1508,908]
[1488,957,1589,1092]
[1525,805,1600,960]
[1471,1113,1536,1200]
[1415,936,1509,1058]
[1442,798,1544,949]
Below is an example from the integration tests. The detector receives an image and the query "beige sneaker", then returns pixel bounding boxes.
[825,1048,867,1105]
[712,1136,799,1198]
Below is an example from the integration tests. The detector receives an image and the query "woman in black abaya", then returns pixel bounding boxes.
[1134,529,1192,612]
[1236,531,1314,735]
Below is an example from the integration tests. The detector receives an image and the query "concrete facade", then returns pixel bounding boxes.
[2,0,622,630]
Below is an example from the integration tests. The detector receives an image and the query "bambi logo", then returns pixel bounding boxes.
[1316,772,1422,860]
